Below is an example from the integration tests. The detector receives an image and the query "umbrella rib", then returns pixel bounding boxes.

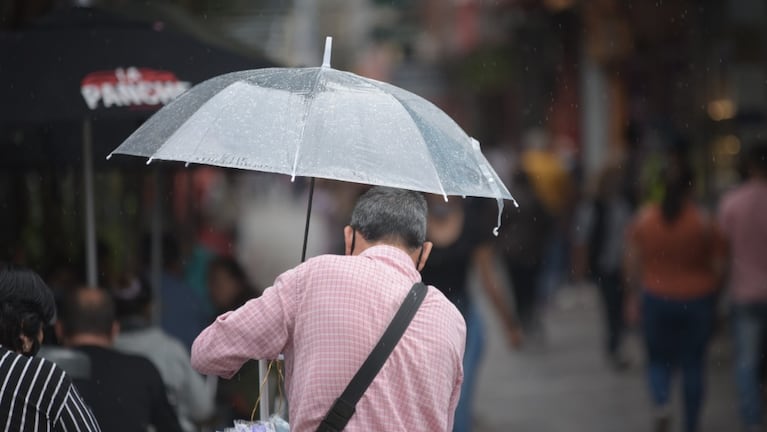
[423,136,449,201]
[367,80,513,202]
[290,68,325,181]
[374,85,514,234]
[373,88,449,199]
[342,74,450,198]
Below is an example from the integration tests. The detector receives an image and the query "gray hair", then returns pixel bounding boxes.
[350,187,428,250]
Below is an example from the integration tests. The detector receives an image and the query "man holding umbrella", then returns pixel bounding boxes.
[192,187,466,431]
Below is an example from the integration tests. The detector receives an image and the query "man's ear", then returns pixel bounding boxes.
[344,225,354,256]
[417,241,433,272]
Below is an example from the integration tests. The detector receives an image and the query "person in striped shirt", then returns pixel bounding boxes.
[0,265,101,431]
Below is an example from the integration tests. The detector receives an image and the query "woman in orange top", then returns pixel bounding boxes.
[625,158,726,432]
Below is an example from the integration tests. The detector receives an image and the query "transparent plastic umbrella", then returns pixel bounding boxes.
[110,37,516,244]
[109,37,517,422]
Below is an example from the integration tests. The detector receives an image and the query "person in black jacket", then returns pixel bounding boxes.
[498,168,553,335]
[573,164,633,370]
[55,286,183,432]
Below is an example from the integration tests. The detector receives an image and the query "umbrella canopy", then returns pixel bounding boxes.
[113,67,512,200]
[111,39,515,230]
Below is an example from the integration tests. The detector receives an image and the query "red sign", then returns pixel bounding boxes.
[80,67,191,110]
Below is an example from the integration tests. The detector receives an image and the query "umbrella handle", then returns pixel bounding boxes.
[301,177,316,263]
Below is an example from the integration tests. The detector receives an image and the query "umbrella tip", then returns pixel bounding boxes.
[146,157,153,165]
[185,162,191,168]
[105,153,112,161]
[322,36,333,68]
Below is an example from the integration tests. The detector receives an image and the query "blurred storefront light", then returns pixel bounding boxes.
[721,135,741,155]
[713,134,741,158]
[543,0,576,12]
[707,98,737,121]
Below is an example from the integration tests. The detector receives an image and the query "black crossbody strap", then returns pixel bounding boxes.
[316,282,427,432]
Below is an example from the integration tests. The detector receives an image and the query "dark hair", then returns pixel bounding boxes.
[660,160,694,223]
[59,288,115,338]
[112,275,152,319]
[0,265,56,355]
[350,187,428,249]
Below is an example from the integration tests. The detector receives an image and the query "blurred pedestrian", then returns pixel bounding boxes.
[498,167,553,336]
[421,195,522,432]
[573,164,632,369]
[0,265,101,431]
[718,142,767,432]
[192,187,466,431]
[56,287,183,432]
[625,160,726,432]
[184,168,237,318]
[208,256,259,314]
[521,129,572,221]
[146,233,209,352]
[521,129,575,302]
[113,275,214,432]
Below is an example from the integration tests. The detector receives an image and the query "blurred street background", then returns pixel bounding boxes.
[2,0,766,431]
[472,278,739,432]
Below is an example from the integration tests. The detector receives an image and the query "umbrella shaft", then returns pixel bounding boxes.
[301,177,316,263]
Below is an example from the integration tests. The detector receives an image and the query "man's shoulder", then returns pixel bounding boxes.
[423,286,466,330]
[1,347,73,401]
[303,253,346,265]
[4,346,63,376]
[36,356,74,397]
[298,253,361,278]
[425,284,458,307]
[81,345,159,375]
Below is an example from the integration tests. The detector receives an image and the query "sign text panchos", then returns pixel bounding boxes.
[81,67,191,110]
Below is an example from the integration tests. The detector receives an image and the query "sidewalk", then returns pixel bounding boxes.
[472,283,739,432]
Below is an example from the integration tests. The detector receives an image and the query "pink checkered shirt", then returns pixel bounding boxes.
[192,245,466,431]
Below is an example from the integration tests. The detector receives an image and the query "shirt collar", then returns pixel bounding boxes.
[359,244,421,281]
